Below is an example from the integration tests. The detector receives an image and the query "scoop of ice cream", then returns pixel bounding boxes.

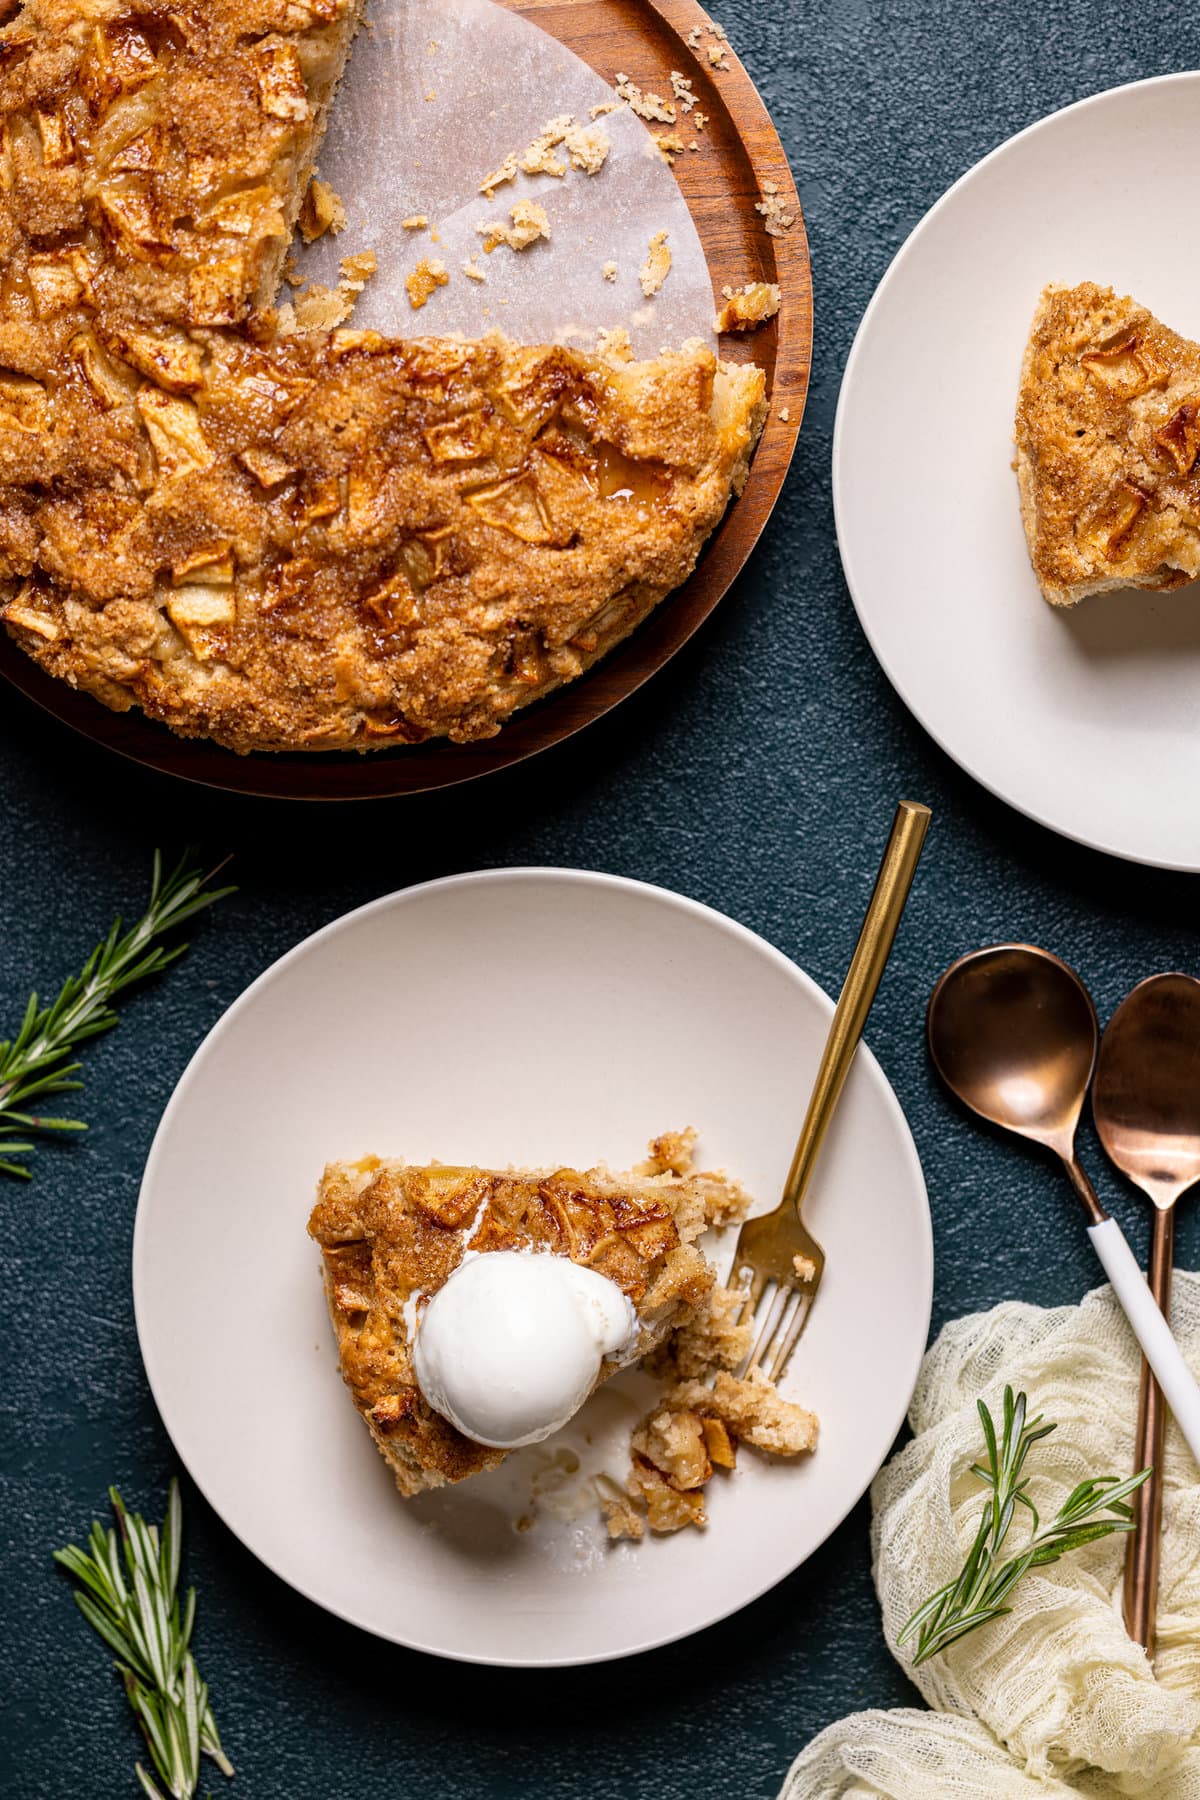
[412,1250,638,1448]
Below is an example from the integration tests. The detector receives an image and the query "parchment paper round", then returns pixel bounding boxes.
[294,0,718,352]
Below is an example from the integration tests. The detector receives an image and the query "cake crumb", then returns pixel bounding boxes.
[617,1366,817,1539]
[462,256,487,283]
[638,1127,698,1178]
[405,257,449,309]
[479,151,518,198]
[590,99,622,118]
[636,1409,712,1492]
[714,280,780,333]
[687,25,702,47]
[287,282,350,330]
[602,1488,645,1542]
[298,176,345,243]
[564,122,610,175]
[653,132,687,165]
[485,116,613,185]
[286,248,375,330]
[779,406,791,422]
[522,142,566,178]
[477,200,551,253]
[793,1252,817,1281]
[707,44,728,69]
[339,250,376,294]
[639,229,671,298]
[595,325,633,361]
[615,72,676,123]
[673,1371,819,1457]
[755,181,796,237]
[602,260,618,282]
[627,1452,707,1533]
[590,1125,819,1544]
[669,70,697,112]
[401,214,429,231]
[694,110,709,131]
[521,114,572,178]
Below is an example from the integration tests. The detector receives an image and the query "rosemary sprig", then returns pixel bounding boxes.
[897,1386,1151,1666]
[0,850,234,1178]
[55,1480,233,1799]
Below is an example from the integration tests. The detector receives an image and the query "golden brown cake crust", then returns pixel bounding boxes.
[1014,282,1200,607]
[0,0,766,752]
[307,1158,716,1497]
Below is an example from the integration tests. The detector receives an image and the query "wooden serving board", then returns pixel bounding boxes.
[0,0,812,800]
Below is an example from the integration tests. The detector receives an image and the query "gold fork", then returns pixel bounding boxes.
[733,800,932,1383]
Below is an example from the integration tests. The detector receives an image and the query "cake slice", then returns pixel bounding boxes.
[307,1154,726,1495]
[309,1136,819,1535]
[1015,282,1200,606]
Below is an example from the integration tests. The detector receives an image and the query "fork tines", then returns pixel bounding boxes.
[734,1271,816,1385]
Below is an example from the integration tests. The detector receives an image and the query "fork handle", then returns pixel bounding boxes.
[783,800,931,1215]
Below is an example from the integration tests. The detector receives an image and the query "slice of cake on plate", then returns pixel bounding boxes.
[307,1133,817,1536]
[308,1155,718,1495]
[1015,282,1200,606]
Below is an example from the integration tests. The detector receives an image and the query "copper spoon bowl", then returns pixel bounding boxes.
[926,944,1105,1221]
[1094,974,1200,1658]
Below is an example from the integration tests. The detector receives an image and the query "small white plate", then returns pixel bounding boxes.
[133,869,931,1667]
[834,73,1200,871]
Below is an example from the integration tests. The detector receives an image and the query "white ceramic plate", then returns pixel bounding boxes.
[133,870,931,1666]
[834,74,1200,871]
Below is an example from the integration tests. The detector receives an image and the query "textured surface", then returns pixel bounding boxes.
[2,1,1199,1795]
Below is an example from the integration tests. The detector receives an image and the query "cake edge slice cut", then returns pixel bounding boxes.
[1014,280,1200,608]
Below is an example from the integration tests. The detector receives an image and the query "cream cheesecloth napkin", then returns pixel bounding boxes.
[781,1273,1200,1799]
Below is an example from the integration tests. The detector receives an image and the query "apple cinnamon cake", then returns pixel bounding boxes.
[1015,282,1200,607]
[0,0,767,752]
[308,1131,818,1536]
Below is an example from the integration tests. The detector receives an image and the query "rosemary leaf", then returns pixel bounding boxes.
[0,852,234,1179]
[55,1481,233,1798]
[897,1386,1150,1666]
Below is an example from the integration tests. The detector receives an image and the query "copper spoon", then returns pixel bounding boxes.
[1094,974,1200,1657]
[926,945,1200,1473]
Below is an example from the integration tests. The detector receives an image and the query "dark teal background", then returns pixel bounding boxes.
[3,3,1199,1795]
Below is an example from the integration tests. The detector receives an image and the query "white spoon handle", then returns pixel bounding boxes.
[1089,1216,1200,1467]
